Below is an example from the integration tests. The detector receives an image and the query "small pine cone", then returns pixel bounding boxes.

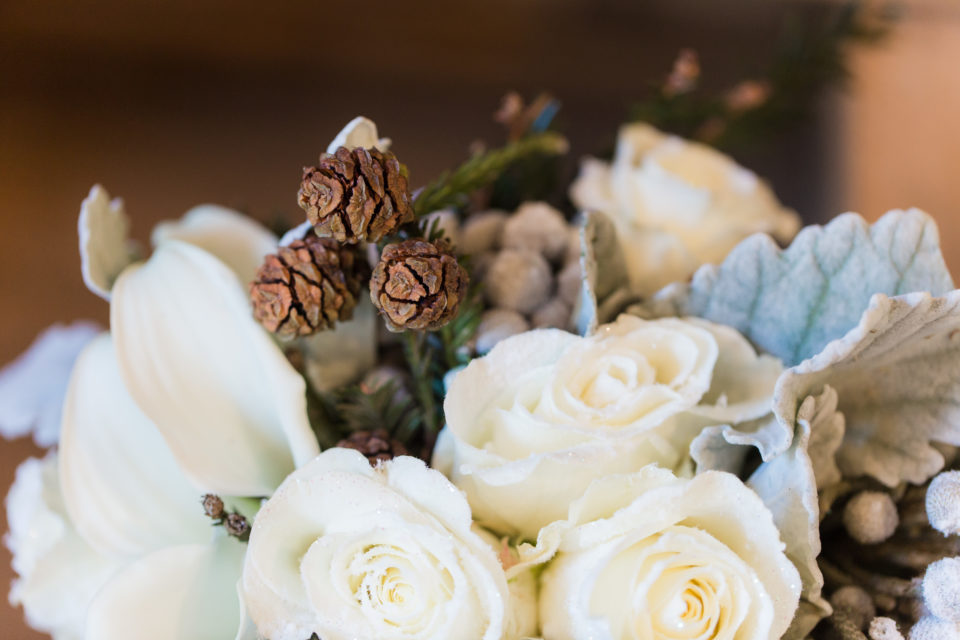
[250,235,368,340]
[370,239,469,331]
[337,429,408,465]
[201,494,224,520]
[298,146,414,244]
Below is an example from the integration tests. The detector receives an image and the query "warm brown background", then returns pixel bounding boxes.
[1,1,958,637]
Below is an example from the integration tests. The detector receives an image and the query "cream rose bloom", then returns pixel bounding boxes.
[570,123,799,294]
[537,466,801,640]
[241,448,538,640]
[433,315,782,539]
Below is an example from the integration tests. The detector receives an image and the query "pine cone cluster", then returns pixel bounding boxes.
[370,239,469,332]
[250,234,368,340]
[298,146,414,244]
[337,429,408,465]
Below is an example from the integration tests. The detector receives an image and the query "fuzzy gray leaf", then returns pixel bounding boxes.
[748,420,826,612]
[775,291,960,487]
[650,210,953,366]
[574,211,630,335]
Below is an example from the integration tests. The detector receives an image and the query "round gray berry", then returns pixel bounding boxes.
[483,249,552,314]
[532,298,572,330]
[927,471,960,536]
[475,309,530,354]
[843,491,899,545]
[460,210,508,255]
[502,202,570,262]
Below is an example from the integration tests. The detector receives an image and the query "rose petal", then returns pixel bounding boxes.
[111,240,319,496]
[85,537,246,640]
[59,333,210,556]
[78,185,138,300]
[151,204,278,286]
[0,321,99,446]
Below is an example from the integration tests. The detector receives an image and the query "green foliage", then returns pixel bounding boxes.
[305,380,422,449]
[413,132,569,217]
[628,0,894,154]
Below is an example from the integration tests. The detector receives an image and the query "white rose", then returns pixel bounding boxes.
[241,448,538,640]
[538,466,801,640]
[570,123,799,294]
[434,315,781,539]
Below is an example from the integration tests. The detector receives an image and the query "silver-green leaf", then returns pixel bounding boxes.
[649,209,953,366]
[775,291,960,487]
[573,211,631,335]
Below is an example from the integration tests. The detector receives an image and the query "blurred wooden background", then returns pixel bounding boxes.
[1,0,958,637]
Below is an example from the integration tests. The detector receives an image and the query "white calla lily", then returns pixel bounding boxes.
[326,116,391,153]
[111,240,319,496]
[151,204,278,286]
[59,334,209,556]
[5,455,120,640]
[85,537,248,640]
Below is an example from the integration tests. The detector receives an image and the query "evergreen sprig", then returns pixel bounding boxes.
[336,381,423,444]
[628,0,894,154]
[413,132,569,217]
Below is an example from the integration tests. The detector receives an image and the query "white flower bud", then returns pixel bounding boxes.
[475,309,530,354]
[461,210,508,255]
[923,557,960,622]
[483,249,552,314]
[421,209,460,248]
[531,298,572,330]
[831,585,876,629]
[927,471,960,535]
[558,261,582,306]
[910,616,960,640]
[502,202,570,262]
[869,617,904,640]
[843,491,899,544]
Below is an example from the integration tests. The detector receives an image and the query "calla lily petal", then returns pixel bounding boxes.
[325,116,390,153]
[299,297,377,392]
[6,455,120,640]
[151,205,278,285]
[111,240,319,496]
[78,185,138,300]
[85,536,246,640]
[59,334,209,557]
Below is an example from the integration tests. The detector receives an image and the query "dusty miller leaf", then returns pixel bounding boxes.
[648,209,953,366]
[748,419,827,619]
[573,211,631,336]
[775,291,960,487]
[797,385,845,491]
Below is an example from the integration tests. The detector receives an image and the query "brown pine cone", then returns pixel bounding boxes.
[250,235,369,340]
[298,146,414,244]
[337,429,408,465]
[370,239,469,332]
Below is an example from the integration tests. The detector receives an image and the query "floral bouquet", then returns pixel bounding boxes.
[3,100,959,640]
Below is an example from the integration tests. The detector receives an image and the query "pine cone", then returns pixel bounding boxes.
[337,429,408,465]
[250,235,368,340]
[370,239,469,332]
[298,146,414,244]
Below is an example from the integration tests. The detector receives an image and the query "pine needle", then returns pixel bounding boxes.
[413,132,568,217]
